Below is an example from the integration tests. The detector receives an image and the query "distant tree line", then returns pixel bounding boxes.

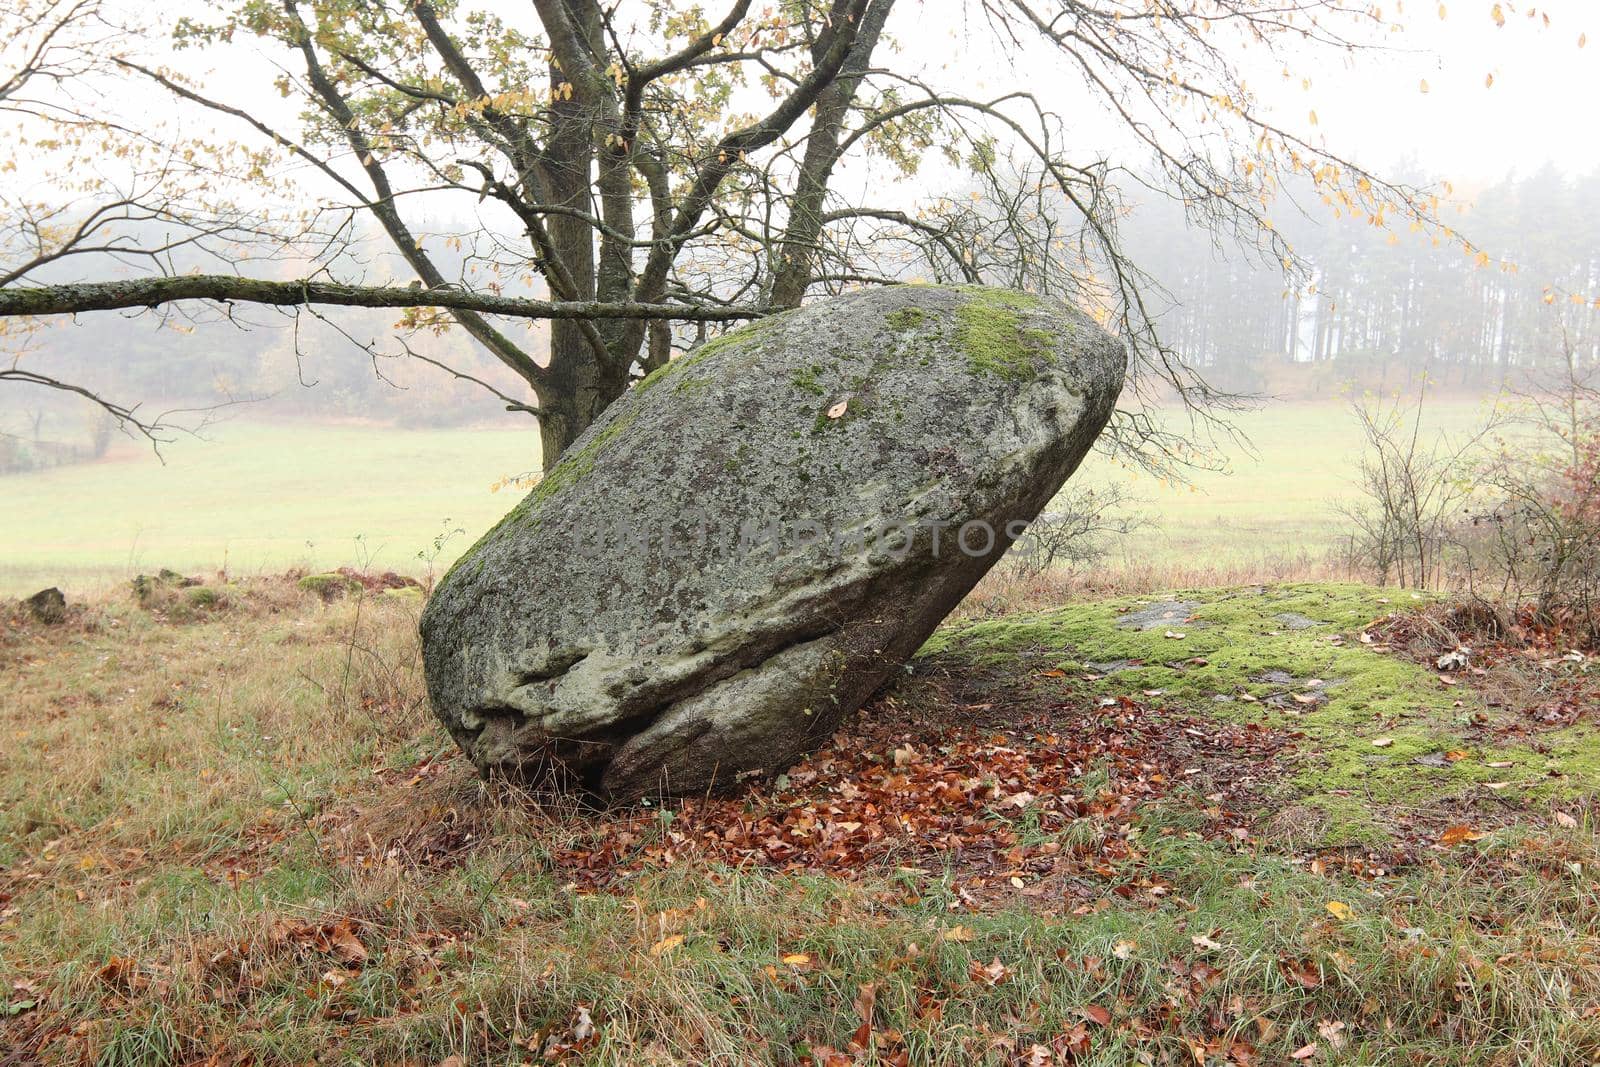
[1121,165,1600,396]
[9,166,1600,464]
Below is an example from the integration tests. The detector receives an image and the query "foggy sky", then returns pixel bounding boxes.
[75,0,1600,193]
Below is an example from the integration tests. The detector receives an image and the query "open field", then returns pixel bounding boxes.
[1076,396,1498,578]
[0,398,1497,597]
[3,576,1597,1063]
[0,421,538,597]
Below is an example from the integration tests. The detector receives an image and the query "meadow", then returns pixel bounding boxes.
[0,397,1496,597]
[4,572,1597,1064]
[4,391,1595,1065]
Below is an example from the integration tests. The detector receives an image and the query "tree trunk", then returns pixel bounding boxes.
[768,0,893,308]
[540,1,603,464]
[539,323,633,463]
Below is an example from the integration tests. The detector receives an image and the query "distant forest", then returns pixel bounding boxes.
[1122,164,1600,396]
[4,165,1598,460]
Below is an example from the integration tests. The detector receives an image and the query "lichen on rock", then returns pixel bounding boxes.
[420,284,1126,800]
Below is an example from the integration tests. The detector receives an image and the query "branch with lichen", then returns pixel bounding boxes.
[0,275,766,322]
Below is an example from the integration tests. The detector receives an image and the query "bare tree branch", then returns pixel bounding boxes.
[0,275,765,320]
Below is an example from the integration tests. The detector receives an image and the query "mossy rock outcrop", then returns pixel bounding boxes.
[420,285,1125,800]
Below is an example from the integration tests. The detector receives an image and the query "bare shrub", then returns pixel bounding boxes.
[1457,336,1600,641]
[1335,389,1494,588]
[1002,484,1150,579]
[87,408,116,459]
[1336,338,1600,645]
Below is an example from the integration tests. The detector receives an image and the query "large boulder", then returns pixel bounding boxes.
[421,285,1125,800]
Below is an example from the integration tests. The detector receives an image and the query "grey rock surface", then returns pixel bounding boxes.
[1116,600,1200,631]
[420,285,1125,800]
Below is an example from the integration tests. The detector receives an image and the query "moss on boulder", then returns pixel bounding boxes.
[955,287,1054,380]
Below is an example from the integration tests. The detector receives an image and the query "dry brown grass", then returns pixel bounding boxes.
[5,574,1600,1065]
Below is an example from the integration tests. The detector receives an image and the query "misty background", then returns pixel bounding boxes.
[2,0,1596,588]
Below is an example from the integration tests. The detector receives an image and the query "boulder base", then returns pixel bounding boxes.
[421,285,1125,800]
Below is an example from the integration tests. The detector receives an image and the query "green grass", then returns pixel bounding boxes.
[0,420,539,595]
[5,580,1600,1064]
[1073,394,1496,568]
[0,396,1496,596]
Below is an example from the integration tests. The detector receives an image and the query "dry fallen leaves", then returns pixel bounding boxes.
[95,956,143,992]
[1440,825,1485,846]
[549,696,1284,895]
[848,982,878,1054]
[327,921,368,965]
[528,1005,598,1060]
[968,957,1012,986]
[1282,958,1323,989]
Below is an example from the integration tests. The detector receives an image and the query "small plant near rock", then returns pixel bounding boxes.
[183,586,225,610]
[124,571,265,621]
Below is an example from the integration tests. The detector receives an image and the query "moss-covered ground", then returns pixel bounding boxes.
[924,582,1599,849]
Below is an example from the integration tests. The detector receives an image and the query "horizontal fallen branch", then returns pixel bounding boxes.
[0,275,767,321]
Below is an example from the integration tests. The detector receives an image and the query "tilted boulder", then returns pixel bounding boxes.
[421,285,1125,800]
